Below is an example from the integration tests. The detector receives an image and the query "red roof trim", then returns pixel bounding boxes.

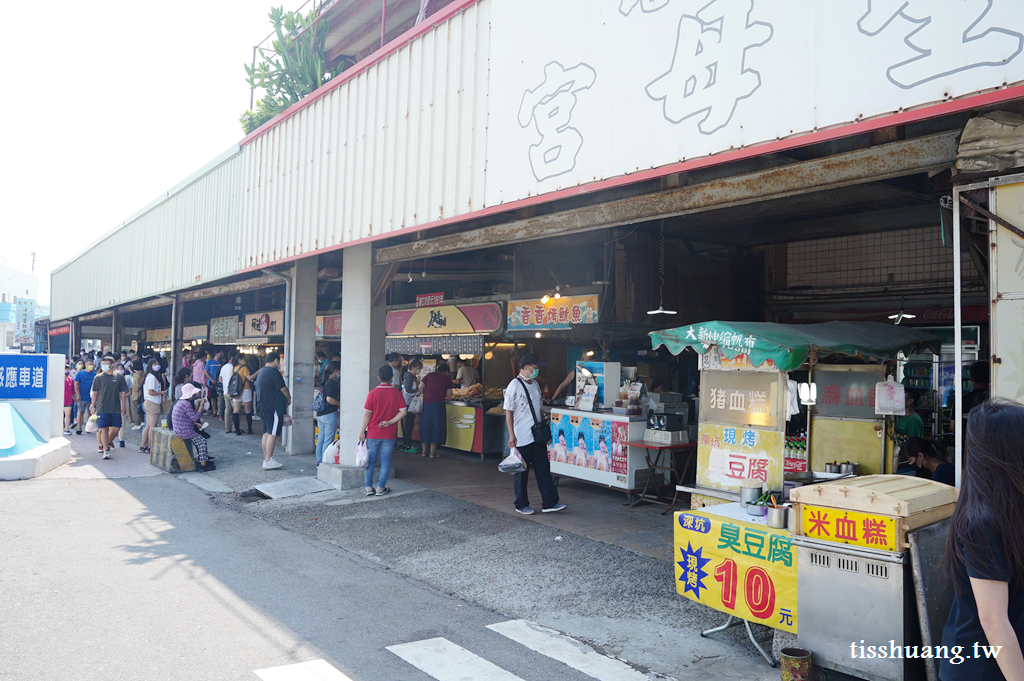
[235,85,1024,274]
[238,0,483,147]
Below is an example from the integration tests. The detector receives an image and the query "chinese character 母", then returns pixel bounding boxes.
[646,0,773,134]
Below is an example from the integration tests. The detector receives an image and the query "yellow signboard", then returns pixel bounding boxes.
[799,504,898,552]
[674,509,798,633]
[697,424,784,492]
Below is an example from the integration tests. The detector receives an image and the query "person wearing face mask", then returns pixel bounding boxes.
[113,364,129,448]
[419,363,453,459]
[171,383,215,472]
[140,359,169,454]
[89,355,128,459]
[504,353,565,515]
[73,359,96,435]
[63,368,75,436]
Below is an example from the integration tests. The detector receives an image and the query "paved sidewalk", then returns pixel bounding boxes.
[38,425,163,480]
[386,448,678,563]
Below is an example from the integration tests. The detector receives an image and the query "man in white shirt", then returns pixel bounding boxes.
[504,353,565,516]
[454,358,479,387]
[220,352,238,433]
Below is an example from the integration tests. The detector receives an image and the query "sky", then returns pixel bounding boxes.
[0,0,291,305]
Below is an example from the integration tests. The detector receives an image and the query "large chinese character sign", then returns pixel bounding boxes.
[674,509,797,633]
[0,355,47,400]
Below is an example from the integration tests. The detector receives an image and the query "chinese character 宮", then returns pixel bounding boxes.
[518,62,597,181]
[862,518,889,547]
[718,523,742,553]
[769,535,792,566]
[723,428,737,445]
[646,0,773,134]
[858,0,1023,89]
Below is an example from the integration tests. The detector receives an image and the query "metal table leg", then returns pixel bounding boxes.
[700,614,777,668]
[660,449,695,516]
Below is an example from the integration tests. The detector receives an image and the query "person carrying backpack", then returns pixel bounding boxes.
[314,362,341,464]
[227,355,252,436]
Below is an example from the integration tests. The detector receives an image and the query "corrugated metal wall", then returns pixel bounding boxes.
[50,152,244,321]
[239,1,491,269]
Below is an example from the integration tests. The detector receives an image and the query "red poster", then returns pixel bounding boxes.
[416,292,445,308]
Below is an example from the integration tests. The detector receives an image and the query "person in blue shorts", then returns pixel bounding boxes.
[90,355,128,459]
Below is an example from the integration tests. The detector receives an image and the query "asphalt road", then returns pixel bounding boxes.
[0,468,780,681]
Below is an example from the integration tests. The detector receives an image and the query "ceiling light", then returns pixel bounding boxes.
[484,351,494,360]
[585,350,594,357]
[799,382,817,406]
[647,222,677,315]
[888,297,916,325]
[541,294,550,304]
[554,286,561,299]
[535,332,542,339]
[407,272,413,283]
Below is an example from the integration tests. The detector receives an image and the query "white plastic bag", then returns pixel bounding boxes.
[498,447,527,474]
[355,441,370,469]
[875,377,906,416]
[324,440,340,465]
[85,415,99,434]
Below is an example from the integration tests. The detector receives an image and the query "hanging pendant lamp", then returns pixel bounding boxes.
[648,222,677,315]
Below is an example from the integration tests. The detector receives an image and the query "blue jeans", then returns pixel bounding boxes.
[364,438,395,489]
[315,411,339,463]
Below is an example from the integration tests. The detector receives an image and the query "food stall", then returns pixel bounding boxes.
[649,321,941,508]
[655,322,945,668]
[386,299,506,458]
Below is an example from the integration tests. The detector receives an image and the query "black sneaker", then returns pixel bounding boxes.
[119,440,125,448]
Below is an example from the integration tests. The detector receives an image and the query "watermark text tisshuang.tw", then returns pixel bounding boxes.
[851,640,1001,665]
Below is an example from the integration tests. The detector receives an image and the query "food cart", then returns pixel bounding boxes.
[791,476,958,680]
[386,299,506,459]
[657,322,945,667]
[649,321,941,508]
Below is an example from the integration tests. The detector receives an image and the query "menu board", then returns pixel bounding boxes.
[812,369,882,419]
[699,370,779,429]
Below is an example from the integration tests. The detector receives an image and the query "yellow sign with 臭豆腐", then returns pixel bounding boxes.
[799,504,898,552]
[674,509,798,634]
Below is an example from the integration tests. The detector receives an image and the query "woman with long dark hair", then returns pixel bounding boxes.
[139,357,168,454]
[941,399,1024,680]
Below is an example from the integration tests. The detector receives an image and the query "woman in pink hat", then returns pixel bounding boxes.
[172,383,215,472]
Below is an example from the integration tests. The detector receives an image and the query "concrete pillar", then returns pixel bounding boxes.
[336,243,387,465]
[286,256,318,456]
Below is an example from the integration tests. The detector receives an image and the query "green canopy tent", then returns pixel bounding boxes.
[649,321,942,372]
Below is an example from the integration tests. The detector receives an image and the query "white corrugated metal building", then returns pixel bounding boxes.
[50,0,1024,459]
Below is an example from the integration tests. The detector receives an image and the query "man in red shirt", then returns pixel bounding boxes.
[359,365,408,497]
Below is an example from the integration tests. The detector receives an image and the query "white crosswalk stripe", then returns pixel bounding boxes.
[487,620,652,681]
[254,658,354,681]
[387,637,527,681]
